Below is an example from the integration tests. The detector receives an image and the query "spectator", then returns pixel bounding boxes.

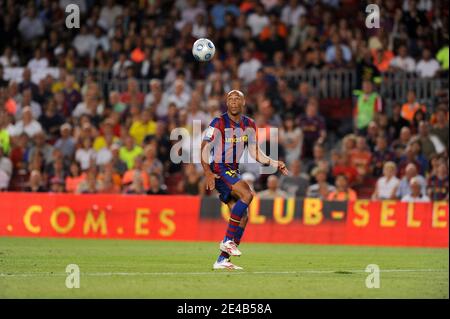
[353,80,382,134]
[11,106,43,138]
[401,90,426,123]
[370,135,396,177]
[299,97,326,159]
[389,44,416,72]
[397,163,427,199]
[119,136,143,169]
[122,156,149,192]
[350,136,372,181]
[147,173,167,195]
[77,169,100,194]
[412,121,444,159]
[416,48,441,78]
[54,123,76,159]
[332,151,358,185]
[110,143,127,176]
[436,44,449,71]
[281,0,306,27]
[279,159,309,198]
[167,79,190,110]
[430,106,449,151]
[18,5,45,42]
[19,68,39,99]
[327,174,357,201]
[279,114,303,166]
[372,161,400,200]
[27,48,49,72]
[97,162,122,194]
[75,138,96,171]
[178,163,204,195]
[24,170,46,192]
[238,49,262,85]
[65,161,85,193]
[15,88,42,120]
[307,168,336,199]
[258,175,288,199]
[28,131,54,166]
[49,176,65,193]
[0,147,12,190]
[129,109,157,146]
[246,3,269,37]
[427,162,449,201]
[388,103,411,140]
[401,177,431,202]
[325,34,352,64]
[38,99,65,140]
[99,0,123,30]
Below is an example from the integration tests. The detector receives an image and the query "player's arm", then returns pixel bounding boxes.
[201,140,219,191]
[248,142,289,176]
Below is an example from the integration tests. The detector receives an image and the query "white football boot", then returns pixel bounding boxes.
[219,240,242,256]
[213,258,243,270]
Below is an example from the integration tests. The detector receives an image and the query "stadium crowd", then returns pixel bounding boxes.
[0,0,448,202]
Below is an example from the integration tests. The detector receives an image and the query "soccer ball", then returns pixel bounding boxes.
[192,38,215,62]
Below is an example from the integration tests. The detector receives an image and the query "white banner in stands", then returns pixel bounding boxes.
[3,67,60,84]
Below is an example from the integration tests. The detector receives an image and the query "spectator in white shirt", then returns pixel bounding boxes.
[12,106,43,138]
[18,6,45,42]
[281,0,307,27]
[99,0,123,30]
[112,52,133,79]
[397,163,427,198]
[238,49,262,85]
[401,177,431,202]
[27,48,49,72]
[0,46,20,67]
[15,88,42,120]
[75,137,97,171]
[167,79,191,109]
[246,4,269,37]
[416,48,441,78]
[390,45,416,72]
[372,161,400,200]
[72,26,96,58]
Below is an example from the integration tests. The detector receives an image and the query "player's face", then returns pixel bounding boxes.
[226,93,245,116]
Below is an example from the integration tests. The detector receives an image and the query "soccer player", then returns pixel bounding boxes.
[201,90,288,270]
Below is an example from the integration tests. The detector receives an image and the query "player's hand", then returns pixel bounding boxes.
[205,172,220,191]
[271,160,289,176]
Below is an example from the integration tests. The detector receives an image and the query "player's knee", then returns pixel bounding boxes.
[241,190,253,203]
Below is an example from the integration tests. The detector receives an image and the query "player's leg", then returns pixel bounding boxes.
[220,180,253,254]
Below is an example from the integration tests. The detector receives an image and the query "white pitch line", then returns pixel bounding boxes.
[0,269,448,277]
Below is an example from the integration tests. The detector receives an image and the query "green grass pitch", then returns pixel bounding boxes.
[0,237,448,298]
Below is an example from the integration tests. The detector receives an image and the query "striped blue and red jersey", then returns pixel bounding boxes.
[203,112,257,173]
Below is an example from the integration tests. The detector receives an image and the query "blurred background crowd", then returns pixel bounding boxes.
[0,0,448,202]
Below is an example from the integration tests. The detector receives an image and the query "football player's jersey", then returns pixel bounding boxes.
[204,112,257,173]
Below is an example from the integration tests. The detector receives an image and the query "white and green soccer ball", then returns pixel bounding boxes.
[192,38,215,62]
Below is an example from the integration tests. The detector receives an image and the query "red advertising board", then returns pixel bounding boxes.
[0,193,448,247]
[0,193,200,240]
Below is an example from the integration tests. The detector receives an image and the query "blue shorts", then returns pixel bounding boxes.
[211,163,241,204]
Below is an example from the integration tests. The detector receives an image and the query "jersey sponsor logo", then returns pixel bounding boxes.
[225,135,249,143]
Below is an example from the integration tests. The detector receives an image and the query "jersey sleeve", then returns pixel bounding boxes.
[246,117,258,145]
[203,117,220,143]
